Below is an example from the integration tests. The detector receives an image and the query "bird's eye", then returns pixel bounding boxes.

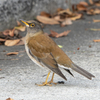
[30,23,35,27]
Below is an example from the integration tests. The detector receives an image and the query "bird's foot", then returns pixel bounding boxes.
[48,80,57,85]
[36,82,52,86]
[36,80,57,86]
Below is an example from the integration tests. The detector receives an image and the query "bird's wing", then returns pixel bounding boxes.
[27,34,67,80]
[27,34,56,53]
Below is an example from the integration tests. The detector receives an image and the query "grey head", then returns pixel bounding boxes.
[20,19,43,35]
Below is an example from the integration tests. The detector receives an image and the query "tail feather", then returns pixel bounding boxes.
[71,63,95,80]
[64,69,74,77]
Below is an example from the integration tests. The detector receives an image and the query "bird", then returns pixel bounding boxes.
[20,19,95,86]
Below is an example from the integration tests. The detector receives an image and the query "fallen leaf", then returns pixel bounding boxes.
[16,37,25,46]
[0,69,2,71]
[49,30,58,37]
[3,29,15,37]
[6,98,14,100]
[40,11,51,18]
[93,19,100,23]
[6,52,19,56]
[17,21,22,26]
[61,18,72,27]
[79,1,88,6]
[49,30,70,38]
[87,8,100,15]
[3,29,9,36]
[95,3,100,7]
[87,9,94,15]
[9,28,15,37]
[93,8,100,14]
[56,30,71,38]
[56,8,64,12]
[14,26,26,31]
[5,39,20,46]
[0,38,6,41]
[77,4,87,11]
[36,16,59,25]
[71,14,82,21]
[93,39,100,42]
[89,0,94,5]
[53,15,64,22]
[58,8,72,15]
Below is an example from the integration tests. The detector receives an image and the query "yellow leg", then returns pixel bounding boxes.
[36,71,52,86]
[48,73,57,85]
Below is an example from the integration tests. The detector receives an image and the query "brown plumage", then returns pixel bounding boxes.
[20,19,95,86]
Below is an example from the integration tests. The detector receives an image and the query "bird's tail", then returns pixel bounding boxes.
[71,63,95,80]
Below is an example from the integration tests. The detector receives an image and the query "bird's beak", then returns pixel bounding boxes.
[20,19,29,27]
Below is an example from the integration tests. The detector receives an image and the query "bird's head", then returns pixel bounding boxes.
[20,19,42,36]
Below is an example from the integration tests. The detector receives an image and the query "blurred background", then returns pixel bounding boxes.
[0,0,88,31]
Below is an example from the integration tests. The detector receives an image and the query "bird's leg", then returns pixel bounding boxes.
[48,73,57,85]
[36,71,52,86]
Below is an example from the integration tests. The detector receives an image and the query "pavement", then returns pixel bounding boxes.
[0,14,100,100]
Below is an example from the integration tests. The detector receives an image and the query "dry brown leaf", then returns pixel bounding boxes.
[14,26,26,31]
[5,39,20,46]
[71,14,82,21]
[49,30,70,38]
[6,52,19,56]
[9,28,15,37]
[15,40,24,45]
[49,30,58,37]
[56,8,64,12]
[79,1,89,6]
[93,8,100,14]
[3,29,9,36]
[17,21,22,26]
[87,9,94,14]
[6,98,14,100]
[89,0,94,5]
[61,18,72,27]
[95,3,100,7]
[93,39,100,42]
[58,9,73,15]
[0,69,2,71]
[36,16,59,25]
[93,19,100,23]
[56,30,71,38]
[77,4,87,11]
[87,8,100,15]
[3,29,15,37]
[16,37,25,46]
[40,11,51,18]
[0,38,6,41]
[53,15,64,22]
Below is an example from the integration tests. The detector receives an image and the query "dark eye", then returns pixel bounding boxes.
[30,23,35,27]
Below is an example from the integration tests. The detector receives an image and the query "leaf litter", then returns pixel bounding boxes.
[0,0,100,51]
[6,52,19,56]
[49,30,71,38]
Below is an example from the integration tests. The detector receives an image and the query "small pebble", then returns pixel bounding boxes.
[57,81,64,84]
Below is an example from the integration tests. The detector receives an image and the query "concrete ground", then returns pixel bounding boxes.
[0,15,100,100]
